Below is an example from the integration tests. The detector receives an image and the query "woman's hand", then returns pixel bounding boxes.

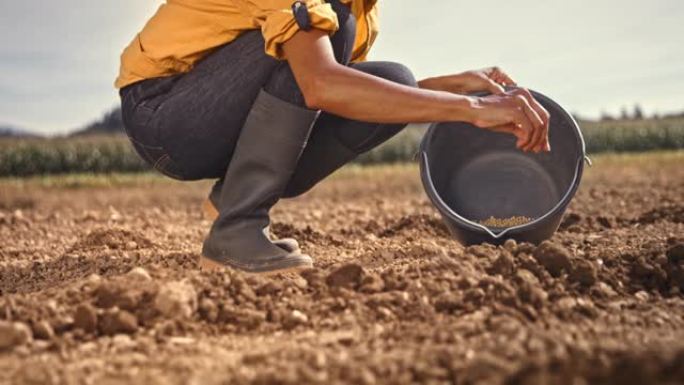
[453,67,517,94]
[468,88,551,153]
[419,68,550,152]
[418,67,517,95]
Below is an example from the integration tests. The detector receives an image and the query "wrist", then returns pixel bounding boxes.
[444,93,480,124]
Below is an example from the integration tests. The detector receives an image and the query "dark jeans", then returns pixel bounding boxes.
[120,0,416,197]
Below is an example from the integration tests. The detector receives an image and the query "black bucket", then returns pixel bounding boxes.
[419,90,589,246]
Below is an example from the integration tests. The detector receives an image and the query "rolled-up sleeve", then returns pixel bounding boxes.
[235,0,339,59]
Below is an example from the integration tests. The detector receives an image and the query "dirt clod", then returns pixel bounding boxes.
[0,321,32,350]
[434,293,462,313]
[198,298,218,323]
[96,281,144,311]
[219,308,266,330]
[359,272,384,293]
[283,310,309,330]
[99,310,138,335]
[667,243,684,264]
[31,321,55,340]
[533,241,574,277]
[326,263,364,290]
[127,267,152,281]
[490,250,515,276]
[515,269,540,286]
[73,303,98,333]
[154,281,197,319]
[503,238,518,253]
[571,259,598,286]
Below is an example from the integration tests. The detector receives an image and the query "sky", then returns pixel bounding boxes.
[0,0,682,135]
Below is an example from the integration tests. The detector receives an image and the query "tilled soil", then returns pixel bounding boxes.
[1,157,683,385]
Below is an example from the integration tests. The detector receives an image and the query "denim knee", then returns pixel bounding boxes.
[351,61,417,89]
[264,64,307,106]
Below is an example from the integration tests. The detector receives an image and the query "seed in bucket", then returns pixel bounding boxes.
[478,216,532,228]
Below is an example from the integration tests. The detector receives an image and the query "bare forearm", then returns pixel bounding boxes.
[283,29,549,152]
[309,64,476,124]
[417,75,463,93]
[283,29,476,124]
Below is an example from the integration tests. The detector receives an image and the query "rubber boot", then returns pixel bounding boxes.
[204,180,300,252]
[282,123,359,198]
[201,89,318,273]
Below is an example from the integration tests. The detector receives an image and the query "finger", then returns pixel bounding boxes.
[490,124,527,149]
[512,88,550,151]
[532,101,551,151]
[510,110,535,152]
[511,92,546,151]
[528,99,550,151]
[511,126,528,149]
[499,72,517,86]
[515,128,528,149]
[539,112,550,152]
[490,67,517,86]
[486,79,506,95]
[512,95,544,152]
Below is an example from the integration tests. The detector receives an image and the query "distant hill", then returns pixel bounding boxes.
[0,125,39,138]
[72,107,124,136]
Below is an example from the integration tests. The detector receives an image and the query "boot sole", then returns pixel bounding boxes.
[199,254,313,275]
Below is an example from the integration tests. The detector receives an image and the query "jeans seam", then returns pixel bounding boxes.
[153,154,185,180]
[152,153,168,170]
[132,142,156,166]
[127,135,164,150]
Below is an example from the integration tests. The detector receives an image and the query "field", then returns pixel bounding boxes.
[1,152,684,384]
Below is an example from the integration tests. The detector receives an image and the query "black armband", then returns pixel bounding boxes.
[292,1,312,31]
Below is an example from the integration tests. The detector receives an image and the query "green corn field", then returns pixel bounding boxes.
[581,118,684,153]
[357,118,684,164]
[0,135,147,177]
[1,118,682,177]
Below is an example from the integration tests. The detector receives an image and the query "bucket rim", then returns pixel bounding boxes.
[418,89,586,239]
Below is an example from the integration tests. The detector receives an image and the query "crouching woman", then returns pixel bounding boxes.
[116,0,550,274]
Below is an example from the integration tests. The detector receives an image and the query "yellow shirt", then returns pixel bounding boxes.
[115,0,379,89]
